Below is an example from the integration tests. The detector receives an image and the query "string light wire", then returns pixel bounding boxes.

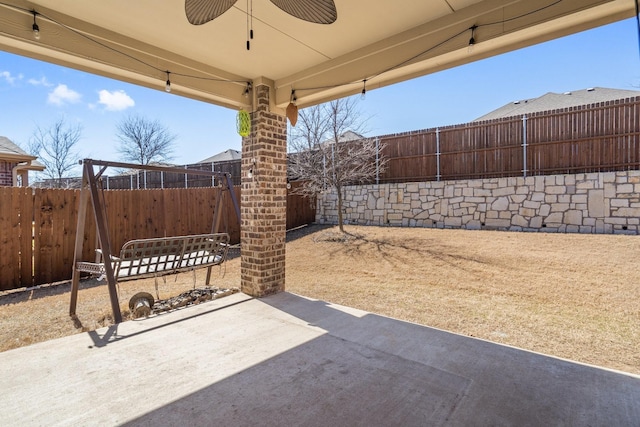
[0,2,250,90]
[291,0,567,97]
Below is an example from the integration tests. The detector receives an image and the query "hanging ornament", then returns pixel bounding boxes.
[286,103,298,127]
[237,109,251,137]
[286,90,298,126]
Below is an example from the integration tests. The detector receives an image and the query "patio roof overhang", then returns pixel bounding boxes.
[0,0,634,112]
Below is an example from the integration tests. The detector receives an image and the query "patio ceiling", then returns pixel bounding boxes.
[0,0,634,111]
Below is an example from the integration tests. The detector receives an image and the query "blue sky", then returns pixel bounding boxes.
[0,17,638,172]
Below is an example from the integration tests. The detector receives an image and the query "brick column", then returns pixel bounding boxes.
[240,82,287,296]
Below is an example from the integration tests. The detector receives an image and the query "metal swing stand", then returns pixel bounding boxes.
[69,159,241,324]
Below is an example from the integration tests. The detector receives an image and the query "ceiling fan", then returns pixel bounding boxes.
[185,0,338,25]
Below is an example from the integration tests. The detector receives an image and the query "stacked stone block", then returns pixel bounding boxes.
[318,171,640,234]
[241,84,288,296]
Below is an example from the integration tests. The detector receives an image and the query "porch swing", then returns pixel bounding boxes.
[69,159,241,323]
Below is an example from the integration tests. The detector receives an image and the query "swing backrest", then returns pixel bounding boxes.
[115,233,229,280]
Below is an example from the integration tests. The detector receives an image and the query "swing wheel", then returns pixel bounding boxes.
[129,292,155,318]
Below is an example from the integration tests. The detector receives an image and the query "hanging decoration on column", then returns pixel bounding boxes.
[286,90,298,126]
[237,109,251,137]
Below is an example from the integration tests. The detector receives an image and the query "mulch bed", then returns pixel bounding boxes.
[129,287,239,318]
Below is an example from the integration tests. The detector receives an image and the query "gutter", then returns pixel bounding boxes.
[12,160,38,186]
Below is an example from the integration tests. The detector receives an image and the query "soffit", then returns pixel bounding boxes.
[0,0,634,110]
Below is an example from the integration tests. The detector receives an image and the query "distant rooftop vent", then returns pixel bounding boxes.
[587,87,595,91]
[564,91,572,95]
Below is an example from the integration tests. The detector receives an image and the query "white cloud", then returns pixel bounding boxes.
[28,76,52,87]
[0,71,18,85]
[97,89,135,111]
[48,84,82,106]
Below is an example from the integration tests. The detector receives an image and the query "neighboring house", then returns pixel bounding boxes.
[197,149,242,185]
[320,131,365,147]
[0,136,45,187]
[198,149,241,163]
[474,87,640,121]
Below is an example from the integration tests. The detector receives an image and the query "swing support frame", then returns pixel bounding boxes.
[69,159,241,323]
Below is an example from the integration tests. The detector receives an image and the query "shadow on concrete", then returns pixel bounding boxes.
[123,293,640,426]
[84,295,254,348]
[123,334,469,426]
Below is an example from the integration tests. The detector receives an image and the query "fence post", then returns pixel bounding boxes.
[161,171,164,188]
[436,128,441,181]
[375,137,380,185]
[143,170,147,189]
[184,165,188,188]
[106,175,110,190]
[522,115,528,178]
[211,162,215,187]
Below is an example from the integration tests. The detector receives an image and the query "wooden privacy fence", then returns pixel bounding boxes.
[0,185,315,291]
[378,96,640,182]
[287,181,316,228]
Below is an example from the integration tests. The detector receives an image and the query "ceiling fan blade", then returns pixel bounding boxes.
[185,0,238,25]
[269,0,337,24]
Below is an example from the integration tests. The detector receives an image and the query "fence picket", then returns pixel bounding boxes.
[0,189,20,289]
[18,187,34,288]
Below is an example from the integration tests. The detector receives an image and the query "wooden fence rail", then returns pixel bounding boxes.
[0,184,315,291]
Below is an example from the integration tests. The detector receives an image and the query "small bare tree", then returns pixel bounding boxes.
[30,118,82,187]
[289,97,385,232]
[116,115,176,165]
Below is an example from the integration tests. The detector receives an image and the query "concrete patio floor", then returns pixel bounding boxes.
[0,291,638,426]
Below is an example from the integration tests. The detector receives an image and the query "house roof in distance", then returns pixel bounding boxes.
[474,87,640,121]
[0,136,33,160]
[198,149,241,164]
[322,131,366,145]
[0,136,44,171]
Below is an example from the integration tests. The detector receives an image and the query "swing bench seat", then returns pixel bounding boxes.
[76,233,230,281]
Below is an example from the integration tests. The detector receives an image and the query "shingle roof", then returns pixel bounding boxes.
[0,136,33,160]
[474,87,640,121]
[322,131,365,145]
[27,160,45,170]
[198,149,241,164]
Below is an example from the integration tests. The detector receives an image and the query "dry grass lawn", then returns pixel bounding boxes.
[1,225,638,375]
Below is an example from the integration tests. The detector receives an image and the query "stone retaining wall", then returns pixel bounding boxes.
[317,171,640,234]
